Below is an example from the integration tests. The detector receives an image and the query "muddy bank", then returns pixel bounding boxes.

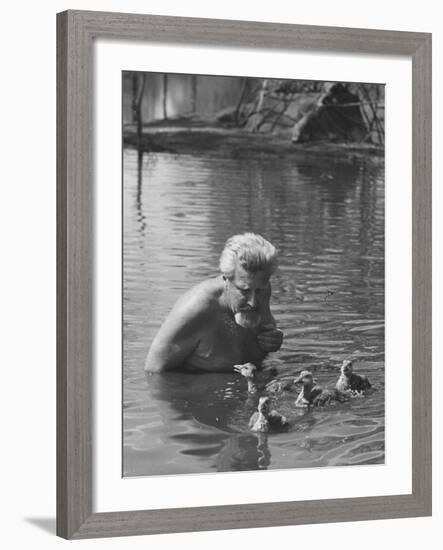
[123,124,384,163]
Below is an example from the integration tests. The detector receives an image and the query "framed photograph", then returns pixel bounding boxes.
[57,10,431,539]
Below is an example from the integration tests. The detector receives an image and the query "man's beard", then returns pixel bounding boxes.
[234,310,261,329]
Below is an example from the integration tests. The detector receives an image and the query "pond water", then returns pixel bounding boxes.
[123,146,385,476]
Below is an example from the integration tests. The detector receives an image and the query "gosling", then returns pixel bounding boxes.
[233,362,258,394]
[294,370,350,407]
[336,359,371,395]
[234,363,297,396]
[248,396,289,433]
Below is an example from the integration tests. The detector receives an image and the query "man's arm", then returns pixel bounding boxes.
[144,290,209,373]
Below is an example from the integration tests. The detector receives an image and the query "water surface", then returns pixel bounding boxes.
[123,147,385,476]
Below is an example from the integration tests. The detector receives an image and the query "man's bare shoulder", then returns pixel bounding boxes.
[170,277,223,322]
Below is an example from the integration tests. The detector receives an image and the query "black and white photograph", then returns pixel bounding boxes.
[122,71,385,477]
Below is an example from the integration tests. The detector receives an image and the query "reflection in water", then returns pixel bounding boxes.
[136,151,146,237]
[141,371,275,472]
[216,433,271,471]
[123,148,385,476]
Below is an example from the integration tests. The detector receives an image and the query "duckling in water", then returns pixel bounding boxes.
[248,396,289,432]
[234,362,298,395]
[294,370,350,407]
[336,359,371,395]
[233,362,258,394]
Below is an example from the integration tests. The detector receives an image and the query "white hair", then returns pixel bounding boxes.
[219,233,278,279]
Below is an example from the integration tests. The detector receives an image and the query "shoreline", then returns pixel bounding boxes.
[123,124,384,162]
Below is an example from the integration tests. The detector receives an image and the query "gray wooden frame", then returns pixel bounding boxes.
[57,9,432,539]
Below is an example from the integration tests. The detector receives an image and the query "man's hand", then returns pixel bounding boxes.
[257,324,283,352]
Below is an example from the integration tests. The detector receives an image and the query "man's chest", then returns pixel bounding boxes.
[193,315,263,365]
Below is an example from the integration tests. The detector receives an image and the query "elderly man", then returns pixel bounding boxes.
[144,233,283,373]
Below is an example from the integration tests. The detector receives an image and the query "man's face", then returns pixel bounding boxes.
[225,263,271,328]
